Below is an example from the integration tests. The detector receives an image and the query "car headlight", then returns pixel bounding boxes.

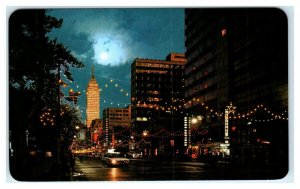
[111,159,117,164]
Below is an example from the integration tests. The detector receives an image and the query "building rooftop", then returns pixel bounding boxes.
[134,53,186,65]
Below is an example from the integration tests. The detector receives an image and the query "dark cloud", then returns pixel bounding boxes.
[48,8,184,64]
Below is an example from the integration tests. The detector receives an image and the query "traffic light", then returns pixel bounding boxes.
[65,89,80,104]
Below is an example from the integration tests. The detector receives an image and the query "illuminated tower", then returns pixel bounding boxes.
[86,65,100,128]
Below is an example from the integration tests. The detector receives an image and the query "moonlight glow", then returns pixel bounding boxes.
[100,52,108,60]
[93,34,127,66]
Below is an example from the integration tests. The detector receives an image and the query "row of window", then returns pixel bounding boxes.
[108,117,130,121]
[185,51,215,76]
[185,63,217,87]
[185,76,218,97]
[135,69,168,75]
[135,62,184,69]
[134,74,172,82]
[109,114,130,117]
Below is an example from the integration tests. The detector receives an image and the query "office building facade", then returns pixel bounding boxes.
[131,53,186,133]
[184,9,288,166]
[103,106,131,146]
[185,8,288,112]
[130,53,187,158]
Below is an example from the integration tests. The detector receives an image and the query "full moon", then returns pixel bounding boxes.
[93,35,127,65]
[100,52,108,60]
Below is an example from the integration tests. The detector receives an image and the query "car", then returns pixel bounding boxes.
[127,151,143,159]
[101,153,130,166]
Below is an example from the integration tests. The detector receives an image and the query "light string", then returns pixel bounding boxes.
[110,127,209,138]
[60,66,288,121]
[39,105,74,126]
[229,104,288,121]
[60,69,131,108]
[185,97,288,122]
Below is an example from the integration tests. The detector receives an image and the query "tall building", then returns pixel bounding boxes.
[86,65,100,128]
[184,8,288,172]
[131,53,186,134]
[185,8,288,113]
[130,53,186,158]
[103,106,131,145]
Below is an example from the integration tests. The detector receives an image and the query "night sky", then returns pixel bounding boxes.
[47,8,185,121]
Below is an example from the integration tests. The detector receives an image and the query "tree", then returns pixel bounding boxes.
[60,104,84,147]
[9,9,84,180]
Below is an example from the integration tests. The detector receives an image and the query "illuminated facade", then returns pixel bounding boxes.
[103,106,131,145]
[131,53,186,133]
[130,53,187,158]
[86,66,100,128]
[89,119,103,143]
[184,9,288,165]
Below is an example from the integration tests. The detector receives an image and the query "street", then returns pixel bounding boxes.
[71,157,283,181]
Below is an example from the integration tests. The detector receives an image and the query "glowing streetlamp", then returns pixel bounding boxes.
[142,130,148,137]
[191,118,198,124]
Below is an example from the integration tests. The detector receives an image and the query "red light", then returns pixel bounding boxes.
[231,126,236,132]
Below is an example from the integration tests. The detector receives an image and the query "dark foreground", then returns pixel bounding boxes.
[70,157,288,181]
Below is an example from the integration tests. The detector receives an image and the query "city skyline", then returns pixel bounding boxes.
[47,8,185,120]
[8,8,290,181]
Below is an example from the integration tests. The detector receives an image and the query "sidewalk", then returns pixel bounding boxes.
[66,159,87,181]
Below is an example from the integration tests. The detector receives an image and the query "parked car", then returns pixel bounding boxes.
[127,151,143,159]
[101,153,129,166]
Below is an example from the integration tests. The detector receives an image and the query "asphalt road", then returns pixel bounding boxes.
[71,157,283,181]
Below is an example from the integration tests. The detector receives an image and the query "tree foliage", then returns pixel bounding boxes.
[9,9,83,116]
[60,104,84,147]
[9,9,84,180]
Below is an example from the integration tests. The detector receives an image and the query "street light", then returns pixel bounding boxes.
[142,130,148,137]
[142,130,149,158]
[191,118,198,124]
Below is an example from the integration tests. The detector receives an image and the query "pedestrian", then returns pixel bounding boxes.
[79,155,83,163]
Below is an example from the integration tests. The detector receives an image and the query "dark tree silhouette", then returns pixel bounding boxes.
[9,9,84,181]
